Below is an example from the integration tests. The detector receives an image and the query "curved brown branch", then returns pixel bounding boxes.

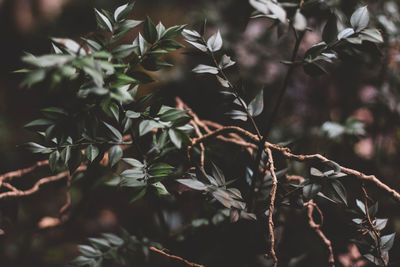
[304,200,335,267]
[0,160,49,184]
[0,166,87,199]
[184,112,400,203]
[265,148,279,267]
[149,246,205,267]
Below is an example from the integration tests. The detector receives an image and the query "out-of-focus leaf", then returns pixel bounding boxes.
[192,64,219,74]
[248,89,264,117]
[350,6,369,32]
[177,179,207,190]
[207,30,223,52]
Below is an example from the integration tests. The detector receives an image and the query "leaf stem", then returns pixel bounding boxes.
[249,28,305,211]
[204,38,263,141]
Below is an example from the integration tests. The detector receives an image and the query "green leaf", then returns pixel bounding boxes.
[82,38,102,52]
[148,163,174,178]
[192,64,218,74]
[225,110,247,121]
[293,10,307,31]
[25,119,53,130]
[114,2,135,22]
[322,13,338,44]
[108,145,123,167]
[161,25,186,39]
[177,179,207,190]
[85,145,99,163]
[168,129,182,149]
[101,233,124,246]
[159,108,188,122]
[139,120,162,136]
[248,89,264,117]
[219,55,236,69]
[88,237,110,249]
[356,199,366,214]
[350,6,369,32]
[126,110,141,119]
[375,218,388,231]
[267,1,286,23]
[95,9,113,32]
[112,44,137,59]
[70,256,95,266]
[78,245,101,257]
[156,22,166,39]
[211,163,226,186]
[136,33,147,56]
[360,28,384,43]
[337,28,355,40]
[21,69,46,87]
[49,150,60,172]
[103,122,122,142]
[61,146,71,165]
[120,169,145,179]
[143,17,157,43]
[380,233,395,252]
[152,182,169,195]
[182,29,201,41]
[303,182,322,199]
[158,39,183,51]
[130,187,147,202]
[24,142,52,154]
[207,30,223,52]
[123,158,144,168]
[330,179,348,205]
[185,40,207,52]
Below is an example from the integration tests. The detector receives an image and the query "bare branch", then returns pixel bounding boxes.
[0,160,49,184]
[265,148,278,267]
[304,200,335,266]
[0,166,87,199]
[149,246,205,267]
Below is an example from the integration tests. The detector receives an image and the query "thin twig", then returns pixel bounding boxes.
[249,29,305,211]
[188,122,400,203]
[0,166,87,199]
[149,246,205,267]
[0,160,49,184]
[304,200,335,267]
[265,148,278,267]
[361,184,385,265]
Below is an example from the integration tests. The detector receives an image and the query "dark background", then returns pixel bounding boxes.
[1,0,400,266]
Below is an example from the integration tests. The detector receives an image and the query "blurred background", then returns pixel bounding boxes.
[1,0,400,266]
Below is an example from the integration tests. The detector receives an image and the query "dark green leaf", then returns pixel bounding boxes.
[356,199,366,214]
[350,6,369,32]
[303,182,322,199]
[95,9,113,32]
[49,150,60,172]
[380,233,395,252]
[103,122,122,142]
[177,179,207,190]
[130,187,147,202]
[330,179,348,205]
[85,145,99,163]
[322,13,338,43]
[109,145,123,167]
[143,17,157,43]
[192,64,218,74]
[207,30,223,52]
[24,142,52,154]
[123,158,143,168]
[152,182,169,195]
[114,2,135,22]
[248,89,264,117]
